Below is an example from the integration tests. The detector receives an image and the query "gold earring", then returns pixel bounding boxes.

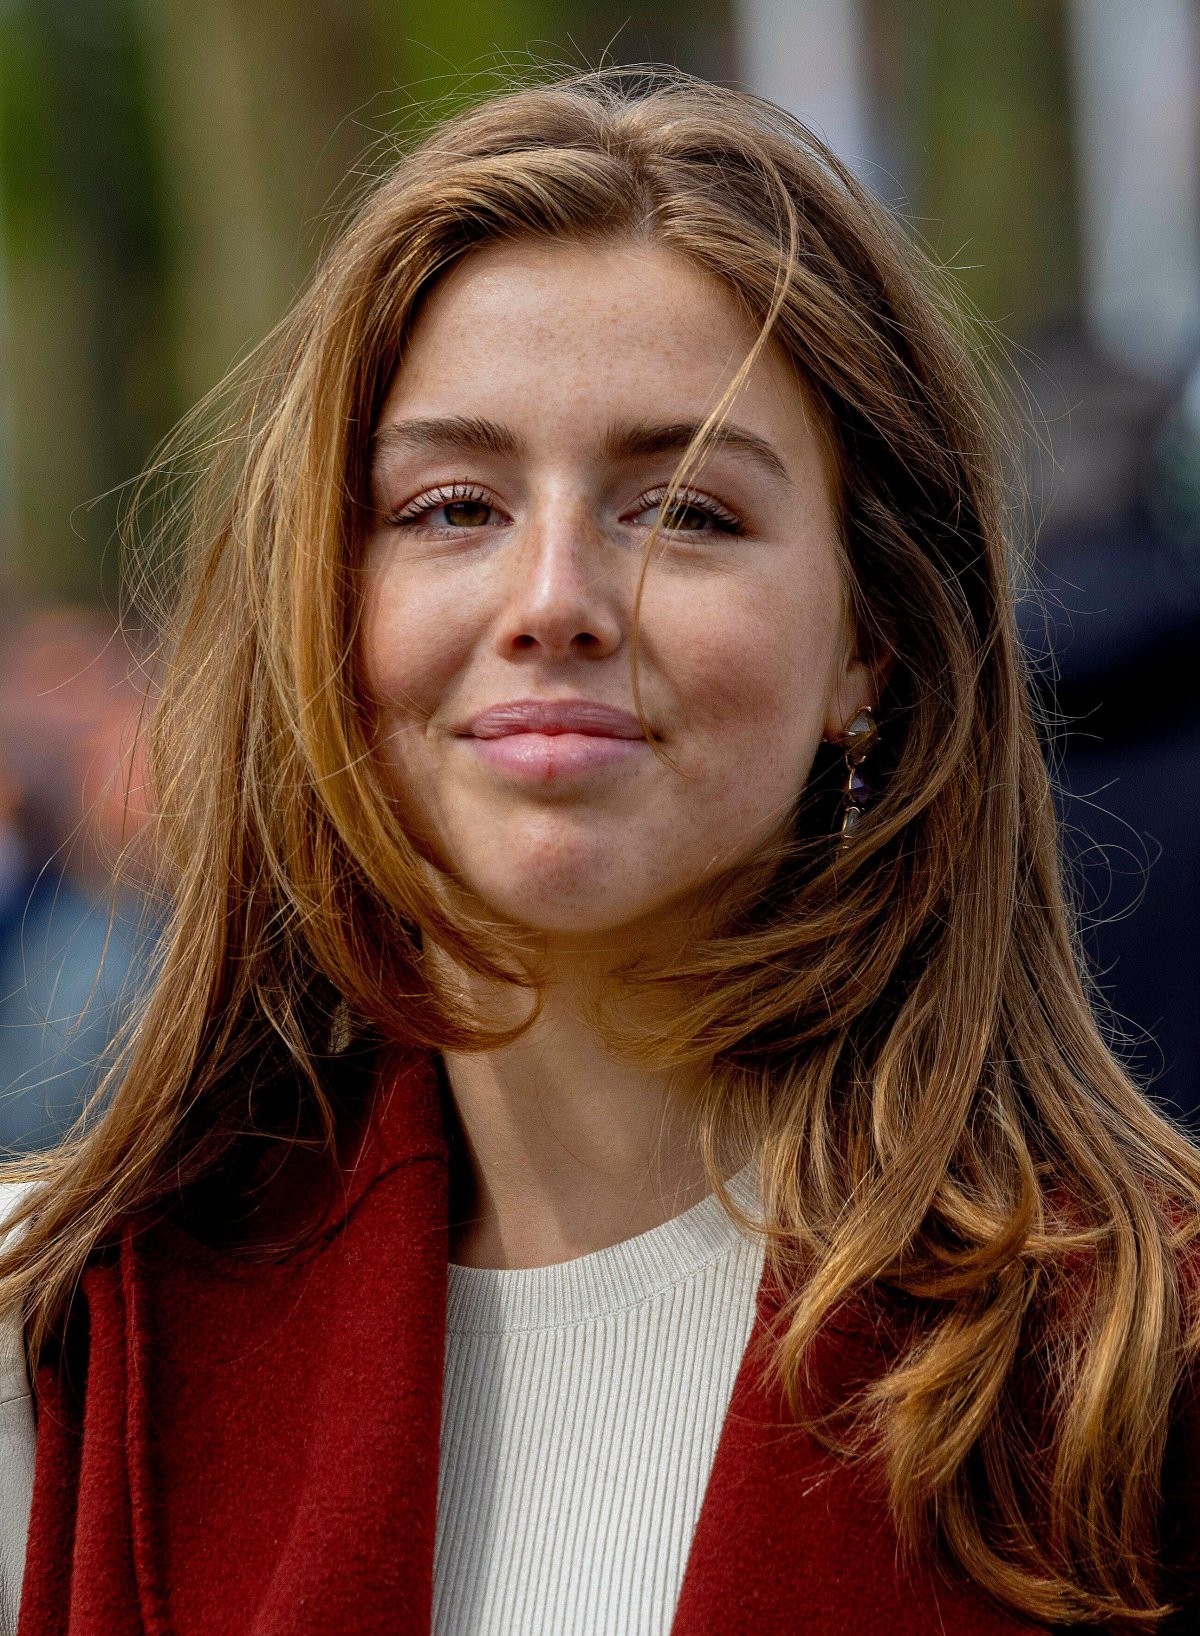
[831,705,878,844]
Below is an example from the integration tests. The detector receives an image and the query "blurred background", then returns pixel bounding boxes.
[0,0,1197,1146]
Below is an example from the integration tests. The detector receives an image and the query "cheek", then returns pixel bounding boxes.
[651,572,842,778]
[356,570,476,850]
[358,567,470,728]
[356,574,471,868]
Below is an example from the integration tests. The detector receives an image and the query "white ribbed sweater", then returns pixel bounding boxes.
[433,1164,765,1636]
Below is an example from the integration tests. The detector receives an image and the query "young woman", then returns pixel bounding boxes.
[2,66,1198,1635]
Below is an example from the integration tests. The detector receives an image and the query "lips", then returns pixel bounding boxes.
[458,698,655,785]
[463,699,648,739]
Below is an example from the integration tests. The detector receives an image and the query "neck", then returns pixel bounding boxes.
[436,949,727,1270]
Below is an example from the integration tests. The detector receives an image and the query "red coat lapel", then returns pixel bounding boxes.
[21,1050,1043,1634]
[22,1050,451,1636]
[671,1280,1038,1634]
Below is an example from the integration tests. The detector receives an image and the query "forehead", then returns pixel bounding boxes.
[374,238,827,478]
[398,237,753,365]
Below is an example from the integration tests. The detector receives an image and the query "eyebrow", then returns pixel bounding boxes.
[370,415,519,464]
[369,414,791,484]
[604,420,791,483]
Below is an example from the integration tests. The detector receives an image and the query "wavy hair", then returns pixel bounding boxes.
[4,65,1200,1627]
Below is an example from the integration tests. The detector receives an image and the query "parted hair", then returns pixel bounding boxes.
[3,65,1199,1628]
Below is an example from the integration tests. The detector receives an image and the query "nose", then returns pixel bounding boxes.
[492,502,623,662]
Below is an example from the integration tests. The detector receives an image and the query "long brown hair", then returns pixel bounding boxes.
[3,65,1199,1627]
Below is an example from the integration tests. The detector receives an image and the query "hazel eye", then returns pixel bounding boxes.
[630,490,742,535]
[439,500,492,528]
[643,501,718,531]
[388,483,503,532]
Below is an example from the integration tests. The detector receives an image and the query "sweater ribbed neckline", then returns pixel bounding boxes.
[445,1160,761,1335]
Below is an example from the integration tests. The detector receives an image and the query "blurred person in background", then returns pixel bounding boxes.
[0,607,156,1152]
[1,63,1199,1636]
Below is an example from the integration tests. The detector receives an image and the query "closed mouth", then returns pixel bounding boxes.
[463,698,650,740]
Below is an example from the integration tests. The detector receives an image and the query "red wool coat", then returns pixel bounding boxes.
[16,1051,1197,1633]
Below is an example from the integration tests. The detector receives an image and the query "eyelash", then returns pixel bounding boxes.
[636,485,743,534]
[387,481,491,528]
[385,481,744,535]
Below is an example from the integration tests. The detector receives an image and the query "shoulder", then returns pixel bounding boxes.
[0,1180,37,1406]
[0,1180,37,1636]
[0,1177,39,1246]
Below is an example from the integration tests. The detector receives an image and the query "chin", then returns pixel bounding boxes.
[453,852,695,947]
[472,879,661,941]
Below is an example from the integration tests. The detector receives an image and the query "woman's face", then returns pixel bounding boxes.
[360,238,871,945]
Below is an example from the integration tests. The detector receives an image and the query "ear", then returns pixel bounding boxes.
[822,641,894,743]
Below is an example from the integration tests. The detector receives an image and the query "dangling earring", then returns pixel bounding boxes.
[831,705,878,845]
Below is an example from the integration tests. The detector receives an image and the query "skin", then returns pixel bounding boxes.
[360,238,874,1268]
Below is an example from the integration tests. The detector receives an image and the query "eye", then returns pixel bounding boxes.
[629,488,743,535]
[436,499,493,528]
[386,483,504,532]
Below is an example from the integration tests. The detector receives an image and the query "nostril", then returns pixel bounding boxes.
[508,630,605,654]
